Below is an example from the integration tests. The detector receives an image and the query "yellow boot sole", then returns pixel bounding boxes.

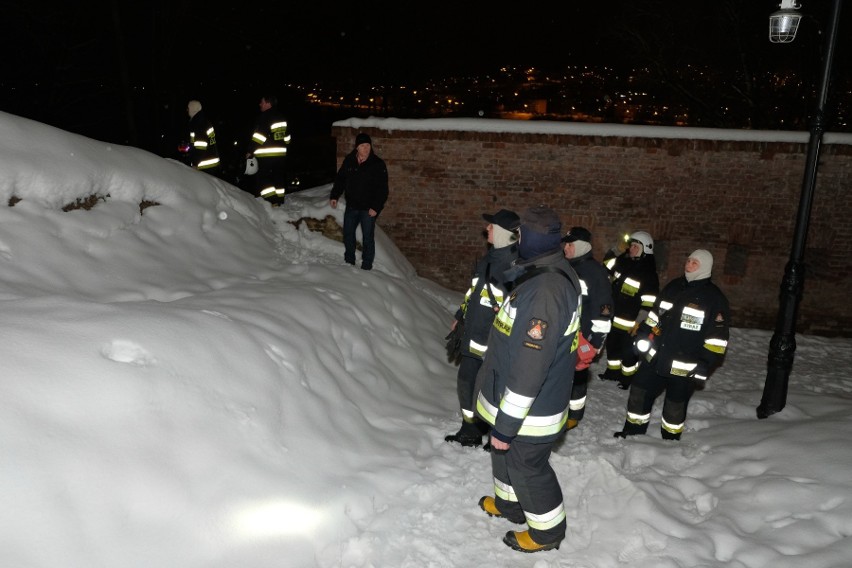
[503,530,561,553]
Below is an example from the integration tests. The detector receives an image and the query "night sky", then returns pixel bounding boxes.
[2,1,850,162]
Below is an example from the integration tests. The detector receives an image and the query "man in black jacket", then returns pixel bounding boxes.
[562,227,613,429]
[614,249,730,441]
[445,209,520,447]
[329,133,389,270]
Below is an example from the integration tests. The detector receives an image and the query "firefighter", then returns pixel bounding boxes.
[445,208,520,448]
[614,249,730,441]
[186,100,221,175]
[562,227,613,429]
[475,206,581,553]
[601,230,659,389]
[246,94,290,204]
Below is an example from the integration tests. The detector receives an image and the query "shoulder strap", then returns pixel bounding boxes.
[484,261,499,307]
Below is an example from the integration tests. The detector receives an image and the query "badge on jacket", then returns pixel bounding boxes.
[527,319,548,340]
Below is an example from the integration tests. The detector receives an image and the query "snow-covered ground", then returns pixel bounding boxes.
[2,110,851,567]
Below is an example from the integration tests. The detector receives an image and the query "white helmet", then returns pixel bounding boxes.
[628,230,654,255]
[244,156,258,175]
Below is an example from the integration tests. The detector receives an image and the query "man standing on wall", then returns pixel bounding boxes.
[329,133,389,271]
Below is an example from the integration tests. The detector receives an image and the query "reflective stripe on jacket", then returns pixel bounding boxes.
[475,250,581,443]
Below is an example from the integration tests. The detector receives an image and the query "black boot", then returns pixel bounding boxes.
[445,420,483,447]
[661,428,682,441]
[599,368,621,382]
[613,419,648,439]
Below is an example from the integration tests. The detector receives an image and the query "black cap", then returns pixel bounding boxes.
[482,209,521,231]
[355,133,372,147]
[562,226,592,243]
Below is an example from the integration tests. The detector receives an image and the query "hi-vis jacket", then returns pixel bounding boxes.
[609,252,659,333]
[455,244,518,360]
[569,251,613,349]
[188,110,220,171]
[249,108,291,159]
[637,276,730,380]
[475,250,582,444]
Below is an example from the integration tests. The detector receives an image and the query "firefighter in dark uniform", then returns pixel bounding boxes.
[445,209,520,448]
[562,227,613,429]
[475,206,581,554]
[186,100,221,175]
[601,230,659,389]
[614,249,730,441]
[246,94,290,204]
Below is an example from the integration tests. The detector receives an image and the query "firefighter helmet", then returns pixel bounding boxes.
[628,231,654,255]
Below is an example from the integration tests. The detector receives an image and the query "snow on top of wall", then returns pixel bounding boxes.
[333,116,852,145]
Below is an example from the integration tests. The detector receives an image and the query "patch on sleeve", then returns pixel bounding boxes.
[523,341,542,350]
[527,319,548,340]
[715,312,726,323]
[600,304,612,316]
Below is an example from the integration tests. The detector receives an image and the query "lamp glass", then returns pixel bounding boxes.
[769,11,801,43]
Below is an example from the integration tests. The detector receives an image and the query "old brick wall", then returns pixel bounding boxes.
[332,120,852,336]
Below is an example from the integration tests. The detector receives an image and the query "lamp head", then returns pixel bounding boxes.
[770,0,802,43]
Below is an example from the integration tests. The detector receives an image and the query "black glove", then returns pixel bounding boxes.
[688,362,710,381]
[445,320,464,365]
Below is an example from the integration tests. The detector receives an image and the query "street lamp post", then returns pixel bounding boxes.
[758,0,844,419]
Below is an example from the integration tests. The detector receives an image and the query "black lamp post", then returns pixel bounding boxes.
[758,0,844,419]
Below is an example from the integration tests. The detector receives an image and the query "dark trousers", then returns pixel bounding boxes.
[456,356,483,414]
[492,439,565,544]
[254,156,287,198]
[623,362,697,439]
[568,367,589,421]
[343,208,377,268]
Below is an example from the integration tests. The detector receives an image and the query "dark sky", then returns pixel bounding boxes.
[1,1,849,155]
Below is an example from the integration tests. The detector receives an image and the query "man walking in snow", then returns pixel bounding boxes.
[329,133,389,271]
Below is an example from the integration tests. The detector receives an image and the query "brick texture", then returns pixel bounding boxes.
[332,125,852,337]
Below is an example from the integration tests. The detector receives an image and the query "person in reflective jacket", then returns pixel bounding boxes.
[614,249,730,441]
[474,206,581,553]
[601,230,659,389]
[246,94,291,204]
[445,209,519,448]
[562,227,613,429]
[186,100,221,175]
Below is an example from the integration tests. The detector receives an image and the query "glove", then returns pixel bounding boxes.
[630,310,649,335]
[444,320,464,365]
[575,332,596,370]
[688,362,709,381]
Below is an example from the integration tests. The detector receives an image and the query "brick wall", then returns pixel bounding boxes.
[332,119,852,336]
